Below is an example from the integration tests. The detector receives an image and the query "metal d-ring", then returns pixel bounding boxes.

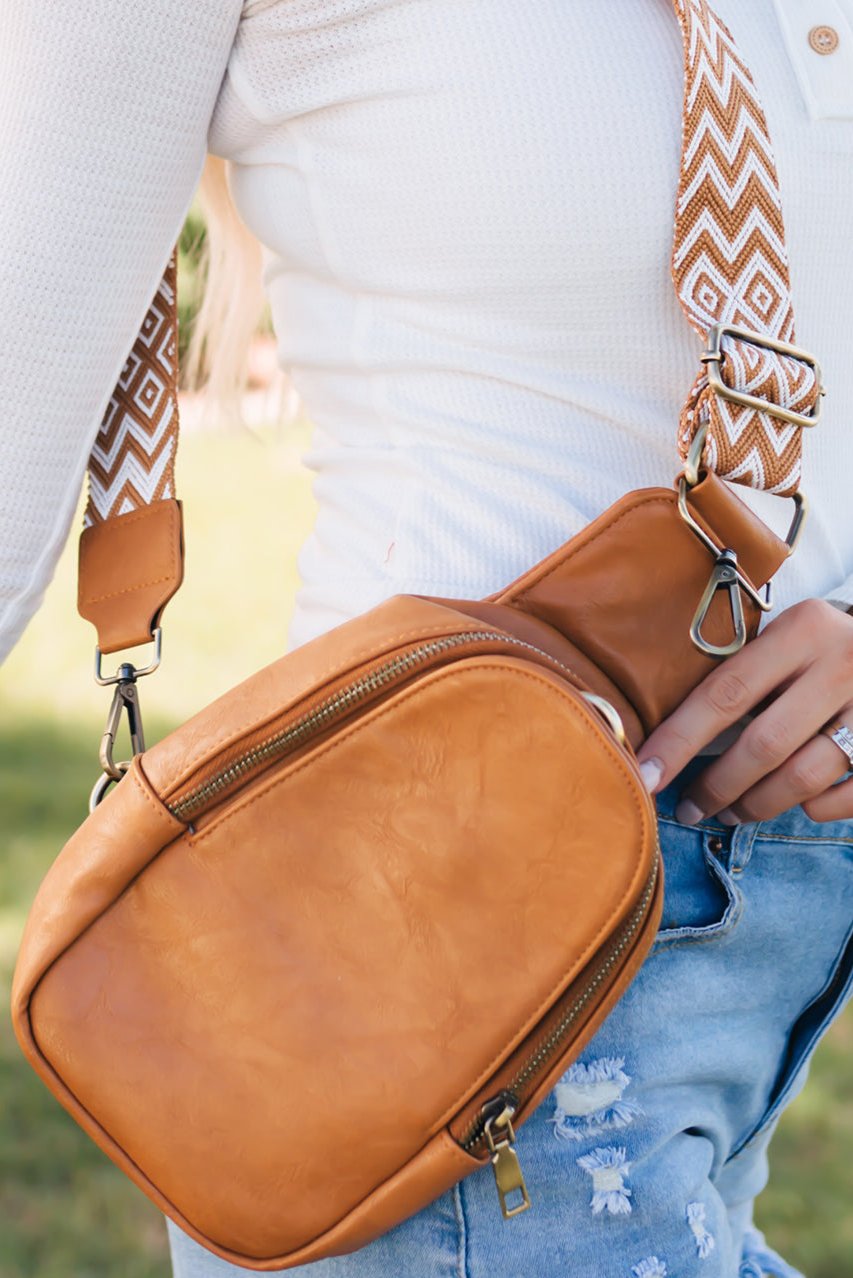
[94,627,162,686]
[89,760,131,813]
[581,692,628,746]
[681,420,710,489]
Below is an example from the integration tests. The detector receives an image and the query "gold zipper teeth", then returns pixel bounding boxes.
[168,630,578,821]
[460,847,660,1154]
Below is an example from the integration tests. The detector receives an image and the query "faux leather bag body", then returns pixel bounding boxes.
[11,0,823,1270]
[14,590,662,1266]
[10,473,793,1268]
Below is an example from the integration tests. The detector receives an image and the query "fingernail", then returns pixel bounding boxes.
[675,798,705,826]
[717,808,741,826]
[639,758,664,793]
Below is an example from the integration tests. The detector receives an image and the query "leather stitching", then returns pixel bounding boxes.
[79,503,179,605]
[80,574,176,604]
[82,502,173,533]
[128,759,182,834]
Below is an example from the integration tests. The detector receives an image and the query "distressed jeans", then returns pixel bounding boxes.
[168,759,853,1278]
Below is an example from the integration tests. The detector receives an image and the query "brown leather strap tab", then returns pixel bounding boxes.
[78,499,184,654]
[685,471,788,585]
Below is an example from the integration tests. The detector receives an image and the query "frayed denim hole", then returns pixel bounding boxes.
[686,1200,716,1259]
[576,1145,633,1215]
[551,1056,642,1143]
[632,1257,668,1278]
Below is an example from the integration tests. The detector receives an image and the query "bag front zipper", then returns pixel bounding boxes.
[165,622,657,1226]
[167,629,607,822]
[458,848,659,1219]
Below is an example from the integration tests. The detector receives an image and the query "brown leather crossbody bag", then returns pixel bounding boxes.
[12,1,823,1270]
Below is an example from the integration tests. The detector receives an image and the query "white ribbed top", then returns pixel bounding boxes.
[1,0,852,660]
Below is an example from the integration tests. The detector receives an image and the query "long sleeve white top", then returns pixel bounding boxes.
[1,0,852,659]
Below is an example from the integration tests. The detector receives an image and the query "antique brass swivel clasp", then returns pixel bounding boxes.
[89,628,161,810]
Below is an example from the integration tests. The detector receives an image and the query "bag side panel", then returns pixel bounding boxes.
[11,758,182,1030]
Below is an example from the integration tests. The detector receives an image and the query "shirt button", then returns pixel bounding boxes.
[808,24,840,55]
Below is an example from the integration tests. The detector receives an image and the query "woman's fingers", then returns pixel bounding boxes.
[675,676,844,822]
[636,605,811,791]
[714,729,852,824]
[802,773,853,822]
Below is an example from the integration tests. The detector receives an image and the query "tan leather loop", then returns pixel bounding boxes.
[77,499,184,654]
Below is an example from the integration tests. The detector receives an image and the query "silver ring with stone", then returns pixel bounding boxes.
[821,720,853,769]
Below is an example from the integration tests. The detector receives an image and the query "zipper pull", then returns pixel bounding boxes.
[483,1097,531,1220]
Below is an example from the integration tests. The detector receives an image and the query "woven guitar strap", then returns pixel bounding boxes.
[78,255,183,658]
[77,0,822,663]
[670,0,821,492]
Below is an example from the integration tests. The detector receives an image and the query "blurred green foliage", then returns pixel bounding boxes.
[0,724,172,1278]
[176,204,207,368]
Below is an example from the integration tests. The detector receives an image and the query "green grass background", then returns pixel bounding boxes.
[0,426,850,1276]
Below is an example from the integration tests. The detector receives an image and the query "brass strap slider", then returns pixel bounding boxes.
[700,322,824,431]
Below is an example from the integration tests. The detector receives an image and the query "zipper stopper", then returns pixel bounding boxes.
[484,1101,531,1220]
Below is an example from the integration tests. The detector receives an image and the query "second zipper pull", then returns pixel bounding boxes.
[483,1098,531,1220]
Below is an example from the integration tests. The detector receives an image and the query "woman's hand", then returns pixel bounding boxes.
[635,598,853,825]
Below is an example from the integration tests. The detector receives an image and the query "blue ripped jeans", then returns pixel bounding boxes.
[168,759,853,1278]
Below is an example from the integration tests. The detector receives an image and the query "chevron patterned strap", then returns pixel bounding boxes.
[670,0,821,496]
[84,254,180,526]
[78,252,183,658]
[79,1,819,653]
